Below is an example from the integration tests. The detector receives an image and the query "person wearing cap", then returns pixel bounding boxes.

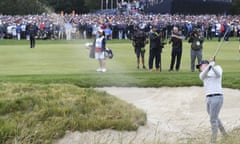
[196,57,228,144]
[188,29,204,72]
[94,28,107,72]
[27,23,38,48]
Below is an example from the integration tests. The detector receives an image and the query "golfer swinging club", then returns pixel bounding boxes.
[196,57,228,144]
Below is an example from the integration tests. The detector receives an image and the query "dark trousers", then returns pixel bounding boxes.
[30,36,35,48]
[169,49,182,71]
[148,48,161,69]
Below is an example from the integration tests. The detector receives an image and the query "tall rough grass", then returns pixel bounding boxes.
[0,83,146,144]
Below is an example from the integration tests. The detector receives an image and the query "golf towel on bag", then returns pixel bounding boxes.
[88,43,95,59]
[88,39,96,59]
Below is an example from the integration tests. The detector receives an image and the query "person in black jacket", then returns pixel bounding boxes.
[168,26,184,72]
[148,25,164,72]
[28,23,38,48]
[132,28,147,69]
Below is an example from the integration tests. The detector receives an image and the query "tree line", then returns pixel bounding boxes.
[0,0,102,15]
[0,0,239,15]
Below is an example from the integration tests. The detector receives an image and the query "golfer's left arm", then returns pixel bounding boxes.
[199,64,211,80]
[210,61,222,77]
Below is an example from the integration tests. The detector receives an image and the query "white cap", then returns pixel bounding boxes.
[98,28,103,33]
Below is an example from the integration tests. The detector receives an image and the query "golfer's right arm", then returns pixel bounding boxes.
[199,62,214,80]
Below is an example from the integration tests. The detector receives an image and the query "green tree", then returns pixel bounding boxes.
[230,0,240,14]
[40,0,86,14]
[0,0,87,15]
[84,0,101,12]
[0,0,46,15]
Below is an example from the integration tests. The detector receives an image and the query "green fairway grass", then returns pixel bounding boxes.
[0,39,239,88]
[0,39,239,144]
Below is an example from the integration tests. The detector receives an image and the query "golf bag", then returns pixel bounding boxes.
[86,42,113,59]
[105,48,113,59]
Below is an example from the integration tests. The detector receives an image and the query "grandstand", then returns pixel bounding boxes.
[144,0,232,14]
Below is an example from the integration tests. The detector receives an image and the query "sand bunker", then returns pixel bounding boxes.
[55,86,240,144]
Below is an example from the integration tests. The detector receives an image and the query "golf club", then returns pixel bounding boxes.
[212,28,229,57]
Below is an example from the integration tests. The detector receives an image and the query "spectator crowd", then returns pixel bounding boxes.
[0,13,240,41]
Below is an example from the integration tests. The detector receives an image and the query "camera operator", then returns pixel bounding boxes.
[188,29,204,72]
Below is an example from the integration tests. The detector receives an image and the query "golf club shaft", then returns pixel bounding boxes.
[213,29,229,57]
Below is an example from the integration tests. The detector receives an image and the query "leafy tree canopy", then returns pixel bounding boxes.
[0,0,239,15]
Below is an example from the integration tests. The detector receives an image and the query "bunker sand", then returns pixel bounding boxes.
[56,87,240,144]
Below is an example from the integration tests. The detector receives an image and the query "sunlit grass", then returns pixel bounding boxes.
[0,38,239,75]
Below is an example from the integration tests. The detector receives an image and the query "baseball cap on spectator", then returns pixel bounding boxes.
[196,60,209,69]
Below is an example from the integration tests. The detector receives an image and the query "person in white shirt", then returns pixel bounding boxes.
[64,21,72,40]
[196,57,228,144]
[94,28,107,72]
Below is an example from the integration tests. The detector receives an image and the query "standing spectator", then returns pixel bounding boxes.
[94,28,107,72]
[148,25,163,72]
[7,24,13,39]
[79,23,87,39]
[218,22,224,42]
[65,21,72,40]
[28,23,38,48]
[0,21,4,39]
[206,23,213,40]
[132,28,147,69]
[71,23,78,39]
[117,23,124,39]
[21,22,27,39]
[237,22,240,38]
[185,22,193,40]
[168,26,184,72]
[16,24,22,40]
[104,25,112,40]
[39,22,45,39]
[45,22,51,39]
[188,29,204,72]
[196,57,228,144]
[26,22,32,40]
[11,24,17,39]
[86,24,93,39]
[58,24,64,40]
[223,22,230,42]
